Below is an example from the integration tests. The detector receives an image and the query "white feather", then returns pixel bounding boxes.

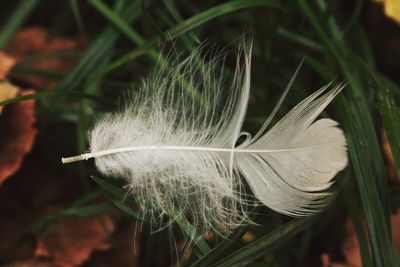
[62,45,348,233]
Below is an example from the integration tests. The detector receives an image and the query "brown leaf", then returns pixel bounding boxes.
[0,51,16,80]
[0,89,36,183]
[32,214,114,267]
[5,27,83,89]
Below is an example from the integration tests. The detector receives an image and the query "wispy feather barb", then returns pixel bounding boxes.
[62,44,348,233]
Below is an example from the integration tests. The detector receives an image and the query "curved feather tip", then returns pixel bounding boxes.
[62,45,347,233]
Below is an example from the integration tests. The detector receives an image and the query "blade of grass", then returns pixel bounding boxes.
[43,0,142,123]
[277,27,324,52]
[344,184,373,267]
[88,0,158,62]
[89,0,258,104]
[214,216,318,267]
[91,176,211,255]
[0,0,41,49]
[71,190,103,207]
[192,224,250,267]
[110,199,141,220]
[172,209,211,256]
[91,175,135,205]
[69,0,84,30]
[84,0,275,109]
[354,57,400,171]
[141,0,164,37]
[55,0,141,94]
[297,1,396,265]
[293,47,378,267]
[0,91,114,107]
[12,64,131,90]
[168,0,279,38]
[339,96,398,267]
[30,203,112,230]
[378,86,400,172]
[162,0,198,45]
[93,0,280,78]
[109,198,211,258]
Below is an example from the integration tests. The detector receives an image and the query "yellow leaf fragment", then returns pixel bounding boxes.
[381,0,400,25]
[0,51,16,80]
[0,82,18,114]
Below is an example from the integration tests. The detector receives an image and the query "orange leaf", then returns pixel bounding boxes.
[0,51,16,79]
[34,215,114,267]
[0,89,36,183]
[5,27,83,90]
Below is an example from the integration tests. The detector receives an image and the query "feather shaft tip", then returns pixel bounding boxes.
[61,153,90,164]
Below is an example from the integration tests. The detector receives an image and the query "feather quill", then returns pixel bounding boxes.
[62,46,347,233]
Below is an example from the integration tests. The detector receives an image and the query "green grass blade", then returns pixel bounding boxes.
[89,0,268,104]
[356,57,400,171]
[91,176,135,204]
[69,0,84,30]
[277,27,324,51]
[167,0,279,38]
[91,176,211,255]
[93,0,280,78]
[297,1,396,265]
[162,0,184,23]
[192,224,249,267]
[344,185,373,267]
[110,199,141,220]
[339,97,398,267]
[88,0,148,46]
[379,86,400,171]
[55,0,141,93]
[172,210,211,256]
[12,64,131,90]
[0,91,114,107]
[214,216,318,267]
[31,203,112,230]
[0,0,41,49]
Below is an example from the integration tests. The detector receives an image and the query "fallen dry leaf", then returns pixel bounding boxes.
[5,27,83,89]
[4,213,115,267]
[33,214,114,267]
[0,51,16,79]
[0,89,36,183]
